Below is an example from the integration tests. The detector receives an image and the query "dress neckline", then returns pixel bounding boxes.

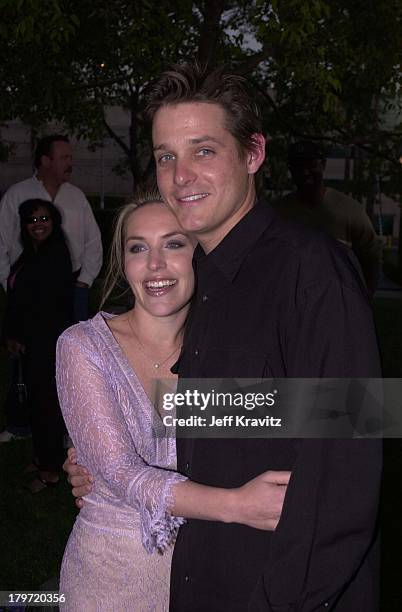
[91,311,165,427]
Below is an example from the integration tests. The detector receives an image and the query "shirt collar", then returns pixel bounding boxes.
[33,173,64,196]
[193,199,276,282]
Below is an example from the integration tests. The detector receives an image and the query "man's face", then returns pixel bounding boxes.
[43,141,73,184]
[153,102,265,252]
[289,158,325,194]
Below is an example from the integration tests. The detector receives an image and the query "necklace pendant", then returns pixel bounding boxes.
[154,363,160,369]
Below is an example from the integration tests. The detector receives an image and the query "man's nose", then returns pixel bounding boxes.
[174,158,196,186]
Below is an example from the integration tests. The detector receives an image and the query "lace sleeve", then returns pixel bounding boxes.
[56,326,187,553]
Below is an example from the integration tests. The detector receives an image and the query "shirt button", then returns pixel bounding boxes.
[185,575,190,582]
[194,348,199,356]
[202,294,208,302]
[185,462,190,473]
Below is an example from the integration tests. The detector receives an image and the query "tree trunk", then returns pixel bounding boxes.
[128,94,142,191]
[196,0,227,68]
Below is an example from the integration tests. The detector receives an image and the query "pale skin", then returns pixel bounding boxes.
[64,102,292,529]
[153,102,266,254]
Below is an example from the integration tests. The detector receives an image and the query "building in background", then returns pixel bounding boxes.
[1,111,400,241]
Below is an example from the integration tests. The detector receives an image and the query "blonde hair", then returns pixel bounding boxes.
[100,189,164,309]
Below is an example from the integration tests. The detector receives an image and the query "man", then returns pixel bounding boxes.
[66,64,381,611]
[273,140,381,295]
[0,134,102,320]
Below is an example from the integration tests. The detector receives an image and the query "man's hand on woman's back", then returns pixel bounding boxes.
[63,447,93,508]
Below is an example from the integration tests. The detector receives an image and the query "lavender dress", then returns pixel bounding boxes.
[56,312,187,611]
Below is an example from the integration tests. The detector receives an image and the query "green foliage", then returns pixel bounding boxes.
[0,0,401,196]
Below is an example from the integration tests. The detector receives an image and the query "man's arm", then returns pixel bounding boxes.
[63,448,93,507]
[76,196,102,286]
[250,269,382,610]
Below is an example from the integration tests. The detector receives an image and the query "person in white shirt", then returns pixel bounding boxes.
[0,134,102,320]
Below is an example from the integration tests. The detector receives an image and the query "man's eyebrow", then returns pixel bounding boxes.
[153,136,224,152]
[189,136,225,146]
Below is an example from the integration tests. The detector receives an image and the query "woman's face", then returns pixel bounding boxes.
[124,203,196,318]
[26,205,53,245]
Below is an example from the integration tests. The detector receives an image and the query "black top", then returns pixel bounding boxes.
[170,200,382,611]
[4,239,73,369]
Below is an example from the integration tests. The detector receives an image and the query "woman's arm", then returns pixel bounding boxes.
[64,449,289,531]
[58,328,290,552]
[57,327,187,552]
[171,471,290,531]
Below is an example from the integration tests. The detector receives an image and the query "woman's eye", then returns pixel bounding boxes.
[166,241,185,249]
[128,244,146,253]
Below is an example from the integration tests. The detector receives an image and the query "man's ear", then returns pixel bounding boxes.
[247,133,266,175]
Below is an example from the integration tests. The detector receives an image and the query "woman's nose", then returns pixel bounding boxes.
[147,249,167,270]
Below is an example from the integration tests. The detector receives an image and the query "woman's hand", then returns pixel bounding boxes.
[232,470,291,530]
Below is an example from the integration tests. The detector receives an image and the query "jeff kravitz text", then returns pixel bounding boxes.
[163,414,282,428]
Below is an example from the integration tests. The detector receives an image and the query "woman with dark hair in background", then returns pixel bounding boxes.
[2,198,73,492]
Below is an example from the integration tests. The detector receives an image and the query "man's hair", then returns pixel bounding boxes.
[34,134,70,168]
[146,63,262,157]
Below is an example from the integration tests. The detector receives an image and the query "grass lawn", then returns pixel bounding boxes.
[0,437,77,590]
[0,292,401,609]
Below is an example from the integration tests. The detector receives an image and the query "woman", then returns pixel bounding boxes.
[3,198,73,491]
[57,193,287,611]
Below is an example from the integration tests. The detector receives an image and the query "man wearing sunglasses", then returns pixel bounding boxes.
[0,134,102,321]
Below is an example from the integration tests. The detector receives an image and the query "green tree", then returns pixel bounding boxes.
[0,0,80,156]
[1,0,401,197]
[248,0,402,196]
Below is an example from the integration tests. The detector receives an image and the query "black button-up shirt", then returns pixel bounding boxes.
[170,200,381,612]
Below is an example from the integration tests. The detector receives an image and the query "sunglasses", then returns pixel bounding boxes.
[26,215,51,224]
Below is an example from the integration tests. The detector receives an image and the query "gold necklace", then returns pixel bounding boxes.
[127,314,182,369]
